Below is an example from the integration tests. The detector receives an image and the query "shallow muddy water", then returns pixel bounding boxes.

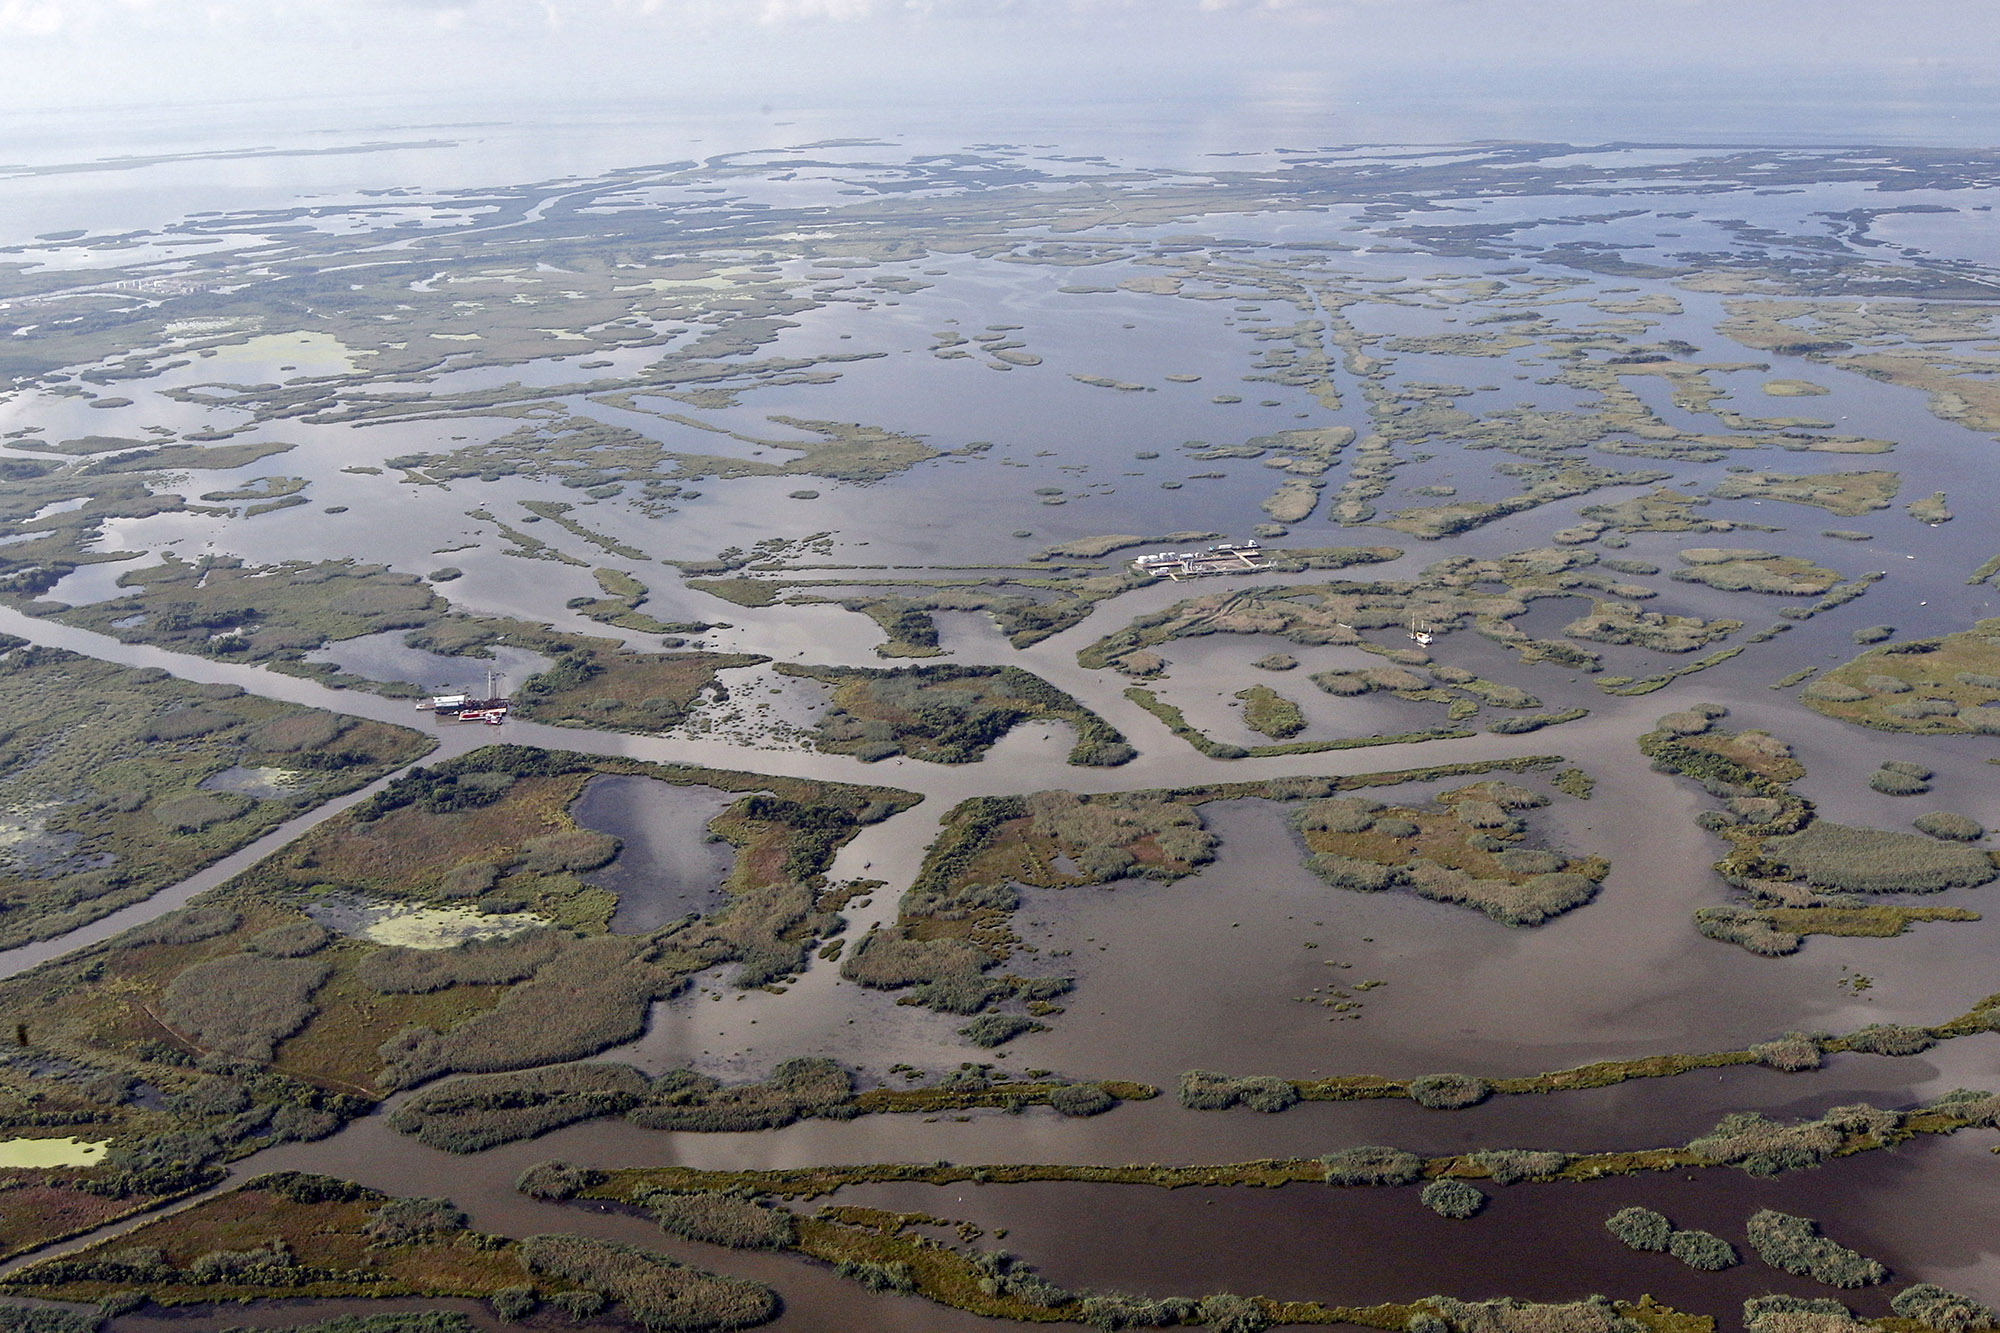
[571,775,742,933]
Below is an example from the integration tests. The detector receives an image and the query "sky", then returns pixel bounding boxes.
[1,0,1997,143]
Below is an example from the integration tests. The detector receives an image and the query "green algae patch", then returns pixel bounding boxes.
[0,1136,107,1168]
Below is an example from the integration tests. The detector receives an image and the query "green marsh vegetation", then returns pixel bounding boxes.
[1671,549,1843,597]
[1293,781,1607,926]
[510,643,762,733]
[0,1171,548,1310]
[389,1058,859,1150]
[1744,1211,1887,1287]
[1707,470,1900,516]
[0,645,429,946]
[1234,684,1306,738]
[1163,994,2000,1114]
[1640,711,1994,953]
[1803,617,2000,734]
[0,747,915,1219]
[845,761,1565,1020]
[1605,1207,1739,1270]
[776,662,1134,765]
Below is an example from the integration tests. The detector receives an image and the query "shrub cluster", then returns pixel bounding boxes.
[1407,1073,1491,1110]
[1468,1150,1568,1184]
[246,921,333,957]
[1749,1032,1824,1071]
[1605,1206,1671,1251]
[1892,1284,1998,1333]
[840,927,1001,1014]
[1685,1105,1904,1177]
[625,1058,854,1133]
[1744,1294,1864,1333]
[1667,1229,1739,1271]
[1072,1291,1198,1328]
[1177,1071,1298,1113]
[1745,1210,1889,1287]
[517,1160,600,1201]
[126,904,241,946]
[365,1195,468,1244]
[1321,1146,1425,1186]
[1421,1179,1486,1218]
[1419,1294,1642,1333]
[519,1234,779,1332]
[377,934,671,1087]
[1843,1023,1936,1056]
[1047,1083,1117,1117]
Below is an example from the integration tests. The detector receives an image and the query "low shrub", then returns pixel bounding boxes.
[1195,1294,1270,1333]
[1744,1294,1863,1333]
[1668,1229,1739,1271]
[1745,1209,1888,1287]
[1843,1023,1935,1056]
[1407,1073,1490,1110]
[519,1234,780,1331]
[1891,1283,1998,1333]
[1468,1150,1568,1185]
[1048,1084,1117,1117]
[959,1014,1046,1048]
[1750,1033,1823,1071]
[1421,1179,1486,1218]
[365,1195,468,1244]
[517,1160,598,1201]
[1606,1206,1673,1251]
[645,1191,796,1249]
[1176,1071,1296,1112]
[1321,1146,1424,1186]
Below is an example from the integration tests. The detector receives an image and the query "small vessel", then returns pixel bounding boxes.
[1408,613,1434,647]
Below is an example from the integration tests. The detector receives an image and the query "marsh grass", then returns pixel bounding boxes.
[159,955,332,1062]
[518,1234,778,1332]
[643,1191,796,1250]
[781,663,1135,767]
